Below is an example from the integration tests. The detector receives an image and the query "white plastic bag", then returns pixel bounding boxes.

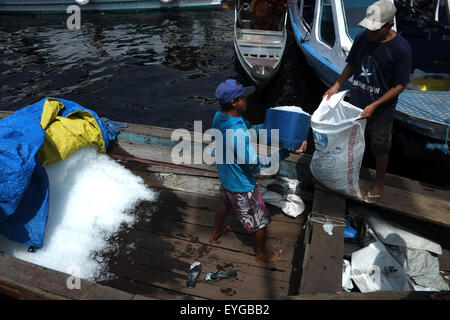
[260,189,305,218]
[351,241,414,292]
[342,260,354,292]
[258,176,305,218]
[366,213,442,255]
[310,91,366,198]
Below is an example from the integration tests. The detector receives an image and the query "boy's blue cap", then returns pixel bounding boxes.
[215,79,255,103]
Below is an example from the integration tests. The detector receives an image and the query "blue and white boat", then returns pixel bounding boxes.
[0,0,224,13]
[288,0,450,151]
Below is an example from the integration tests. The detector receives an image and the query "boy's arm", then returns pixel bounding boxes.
[250,123,265,136]
[243,140,290,174]
[244,119,264,135]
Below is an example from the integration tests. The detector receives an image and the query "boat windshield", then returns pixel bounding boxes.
[342,0,377,40]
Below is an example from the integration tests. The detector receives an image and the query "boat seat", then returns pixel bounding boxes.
[237,29,283,48]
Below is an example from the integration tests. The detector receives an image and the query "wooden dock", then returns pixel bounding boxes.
[0,188,308,300]
[99,187,308,299]
[0,112,448,300]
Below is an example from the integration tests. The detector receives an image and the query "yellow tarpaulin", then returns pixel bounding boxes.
[37,98,106,166]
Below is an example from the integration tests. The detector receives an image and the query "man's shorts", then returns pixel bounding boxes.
[223,186,271,234]
[366,115,394,156]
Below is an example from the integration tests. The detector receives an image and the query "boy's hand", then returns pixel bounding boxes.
[292,141,307,154]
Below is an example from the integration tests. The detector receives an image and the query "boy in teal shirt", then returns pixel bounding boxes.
[209,79,307,262]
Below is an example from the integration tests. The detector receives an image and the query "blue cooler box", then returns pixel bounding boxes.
[263,107,311,150]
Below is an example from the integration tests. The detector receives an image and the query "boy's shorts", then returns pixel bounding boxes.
[366,114,394,156]
[223,186,271,234]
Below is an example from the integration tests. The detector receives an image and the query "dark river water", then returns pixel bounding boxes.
[0,8,448,187]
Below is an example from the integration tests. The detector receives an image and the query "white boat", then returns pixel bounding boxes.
[0,0,224,13]
[234,0,288,86]
[288,0,450,149]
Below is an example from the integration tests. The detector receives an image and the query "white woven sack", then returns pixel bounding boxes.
[310,91,367,198]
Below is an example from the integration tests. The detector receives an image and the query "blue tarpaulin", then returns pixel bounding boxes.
[0,98,120,248]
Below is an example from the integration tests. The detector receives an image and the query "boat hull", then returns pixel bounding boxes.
[234,29,287,86]
[0,0,223,13]
[234,2,287,86]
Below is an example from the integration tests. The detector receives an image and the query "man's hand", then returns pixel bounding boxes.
[322,83,339,100]
[292,141,307,154]
[359,104,377,119]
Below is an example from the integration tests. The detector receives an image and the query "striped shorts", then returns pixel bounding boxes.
[223,186,271,233]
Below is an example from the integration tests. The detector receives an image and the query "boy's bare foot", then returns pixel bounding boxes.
[209,225,230,243]
[256,249,283,263]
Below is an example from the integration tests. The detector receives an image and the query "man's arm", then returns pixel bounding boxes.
[323,64,355,100]
[359,84,406,119]
[360,84,405,119]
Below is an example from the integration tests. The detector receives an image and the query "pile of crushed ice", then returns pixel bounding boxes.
[270,105,310,115]
[0,147,157,281]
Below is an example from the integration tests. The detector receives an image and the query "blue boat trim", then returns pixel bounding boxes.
[289,8,342,76]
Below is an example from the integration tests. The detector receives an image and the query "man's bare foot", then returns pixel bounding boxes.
[209,225,230,243]
[256,249,283,263]
[363,185,383,203]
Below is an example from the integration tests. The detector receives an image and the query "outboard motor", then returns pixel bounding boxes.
[251,65,276,82]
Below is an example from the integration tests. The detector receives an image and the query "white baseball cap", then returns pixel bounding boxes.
[358,0,397,31]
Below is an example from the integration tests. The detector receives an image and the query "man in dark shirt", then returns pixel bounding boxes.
[323,0,411,203]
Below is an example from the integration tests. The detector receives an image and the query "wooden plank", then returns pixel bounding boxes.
[133,217,295,264]
[107,254,288,300]
[111,245,291,299]
[315,177,450,228]
[113,123,450,228]
[115,122,448,203]
[116,140,449,227]
[0,252,133,300]
[144,171,221,198]
[0,252,94,300]
[143,190,304,241]
[117,140,215,172]
[1,108,447,199]
[80,284,134,300]
[439,249,450,271]
[104,277,205,300]
[117,228,293,283]
[130,191,303,254]
[359,167,449,201]
[299,189,346,294]
[358,179,450,227]
[131,175,305,226]
[0,111,12,118]
[283,291,436,300]
[0,275,67,300]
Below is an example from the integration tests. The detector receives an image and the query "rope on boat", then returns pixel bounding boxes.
[303,211,346,230]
